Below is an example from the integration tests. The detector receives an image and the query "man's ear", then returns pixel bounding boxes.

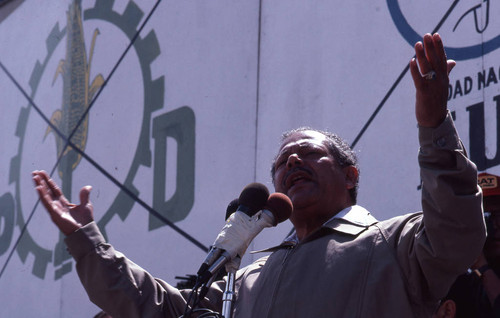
[343,166,359,190]
[434,299,456,318]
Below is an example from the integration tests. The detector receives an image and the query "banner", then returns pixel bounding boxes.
[0,1,498,316]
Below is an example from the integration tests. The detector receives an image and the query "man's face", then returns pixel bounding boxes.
[272,130,354,223]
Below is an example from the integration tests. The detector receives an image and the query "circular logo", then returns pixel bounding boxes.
[387,0,500,60]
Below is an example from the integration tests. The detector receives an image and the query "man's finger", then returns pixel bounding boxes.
[41,173,64,200]
[432,33,447,73]
[37,171,55,198]
[409,58,423,88]
[39,171,72,206]
[415,41,432,76]
[423,33,439,74]
[37,186,55,215]
[447,60,456,75]
[79,185,92,206]
[32,174,41,187]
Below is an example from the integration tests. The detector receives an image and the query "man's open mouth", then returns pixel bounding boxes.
[285,169,312,190]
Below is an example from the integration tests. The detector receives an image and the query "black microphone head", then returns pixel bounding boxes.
[225,198,239,220]
[265,193,293,225]
[238,182,269,216]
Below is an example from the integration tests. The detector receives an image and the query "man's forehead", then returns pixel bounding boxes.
[279,130,328,151]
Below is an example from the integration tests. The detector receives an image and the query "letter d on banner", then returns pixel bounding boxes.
[151,106,195,229]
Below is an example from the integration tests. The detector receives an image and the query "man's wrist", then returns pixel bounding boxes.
[473,264,491,278]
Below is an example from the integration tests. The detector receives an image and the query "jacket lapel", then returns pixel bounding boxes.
[324,205,378,236]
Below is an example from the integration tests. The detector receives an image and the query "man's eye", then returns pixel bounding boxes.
[305,151,320,157]
[276,158,286,168]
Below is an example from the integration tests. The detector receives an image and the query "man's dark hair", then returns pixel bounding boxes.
[270,127,359,204]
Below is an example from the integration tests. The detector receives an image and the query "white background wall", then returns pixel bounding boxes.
[0,0,499,316]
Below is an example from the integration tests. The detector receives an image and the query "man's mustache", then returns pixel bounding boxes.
[283,167,313,188]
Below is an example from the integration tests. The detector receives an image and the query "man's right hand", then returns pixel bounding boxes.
[32,170,94,235]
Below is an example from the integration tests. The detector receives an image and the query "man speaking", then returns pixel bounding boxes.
[33,33,485,317]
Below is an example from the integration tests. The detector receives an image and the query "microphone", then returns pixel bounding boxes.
[234,182,270,216]
[262,192,294,225]
[199,192,293,284]
[225,198,240,220]
[196,183,270,281]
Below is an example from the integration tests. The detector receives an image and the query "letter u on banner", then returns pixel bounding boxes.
[151,106,195,230]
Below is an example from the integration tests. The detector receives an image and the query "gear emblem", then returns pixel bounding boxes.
[8,0,196,280]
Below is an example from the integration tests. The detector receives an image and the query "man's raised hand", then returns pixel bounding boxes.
[33,170,94,235]
[410,33,456,128]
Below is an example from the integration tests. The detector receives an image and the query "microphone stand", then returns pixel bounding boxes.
[221,270,236,318]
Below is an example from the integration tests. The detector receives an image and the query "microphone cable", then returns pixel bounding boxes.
[181,272,224,318]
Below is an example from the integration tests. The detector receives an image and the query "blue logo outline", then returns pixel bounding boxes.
[387,0,500,60]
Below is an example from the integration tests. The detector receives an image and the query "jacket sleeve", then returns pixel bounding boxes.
[395,112,486,303]
[65,222,223,318]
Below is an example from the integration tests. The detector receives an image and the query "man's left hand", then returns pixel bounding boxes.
[410,33,456,128]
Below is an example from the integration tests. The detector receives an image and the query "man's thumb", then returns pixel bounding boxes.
[79,186,92,205]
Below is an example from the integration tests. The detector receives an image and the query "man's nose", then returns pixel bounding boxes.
[286,154,303,168]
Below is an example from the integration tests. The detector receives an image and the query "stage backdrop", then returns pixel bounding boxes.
[1,0,499,316]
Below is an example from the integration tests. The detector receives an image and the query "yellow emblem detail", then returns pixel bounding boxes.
[44,1,104,177]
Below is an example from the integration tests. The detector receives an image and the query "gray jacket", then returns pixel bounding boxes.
[66,114,486,317]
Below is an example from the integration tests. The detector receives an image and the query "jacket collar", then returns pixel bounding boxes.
[252,205,378,253]
[323,205,378,236]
